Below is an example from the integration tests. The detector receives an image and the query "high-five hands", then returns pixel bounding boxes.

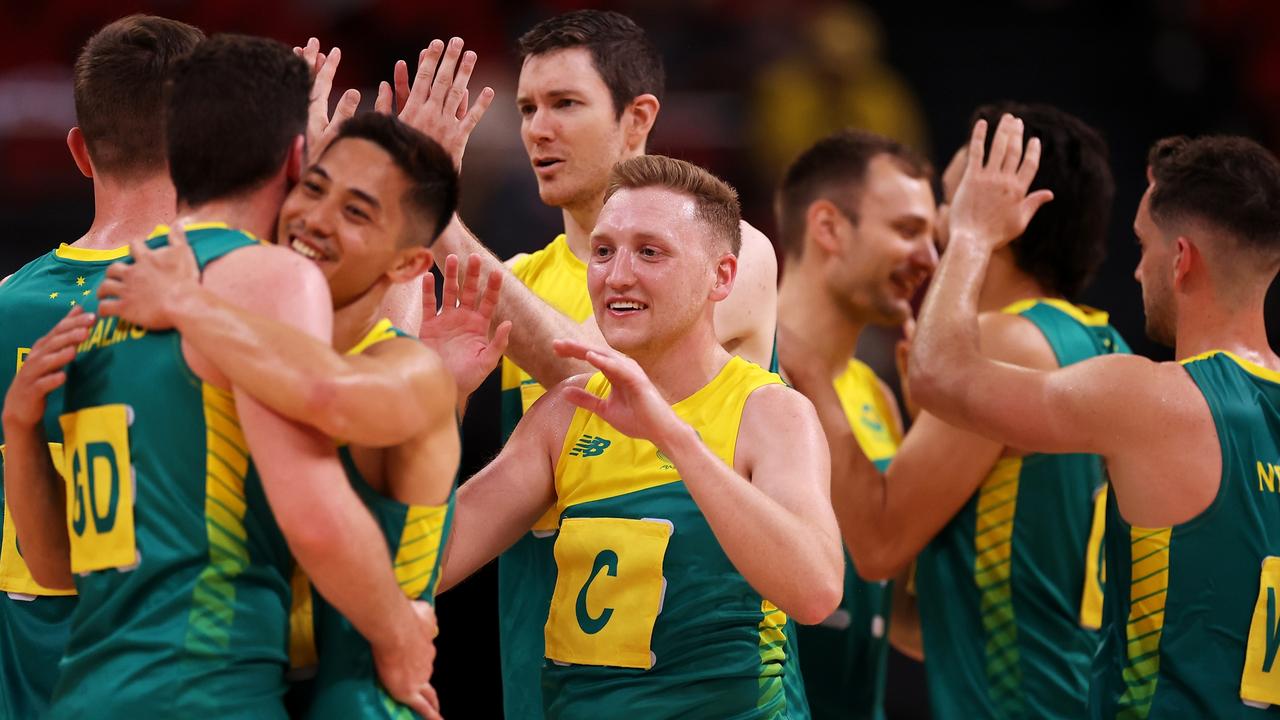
[295,38,361,165]
[419,254,511,402]
[375,38,495,171]
[947,114,1054,251]
[552,340,684,447]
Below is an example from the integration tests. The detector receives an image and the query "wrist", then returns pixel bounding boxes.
[654,417,699,461]
[167,285,207,331]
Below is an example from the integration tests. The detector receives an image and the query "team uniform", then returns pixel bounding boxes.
[46,225,295,719]
[541,356,800,719]
[0,243,127,718]
[795,359,900,720]
[297,320,457,720]
[1093,350,1280,719]
[915,299,1129,719]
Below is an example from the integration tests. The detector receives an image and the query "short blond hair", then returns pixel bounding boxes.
[605,155,742,254]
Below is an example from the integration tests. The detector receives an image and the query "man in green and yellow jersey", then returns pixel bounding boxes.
[96,109,501,720]
[781,105,1128,719]
[438,155,843,719]
[398,16,784,719]
[912,117,1280,718]
[773,130,936,720]
[2,36,439,719]
[0,15,203,719]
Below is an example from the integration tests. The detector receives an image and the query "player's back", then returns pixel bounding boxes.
[305,320,458,720]
[47,225,293,720]
[915,299,1130,719]
[1092,350,1280,719]
[0,244,127,718]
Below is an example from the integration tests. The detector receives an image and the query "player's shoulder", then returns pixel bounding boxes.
[742,380,817,428]
[977,309,1061,371]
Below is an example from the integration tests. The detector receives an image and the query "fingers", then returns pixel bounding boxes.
[1022,189,1055,223]
[443,49,476,120]
[457,254,482,311]
[456,89,468,121]
[1000,117,1025,175]
[427,38,464,114]
[476,263,503,320]
[482,321,513,364]
[375,81,393,115]
[313,46,341,105]
[405,39,445,109]
[966,119,987,176]
[459,87,496,141]
[421,273,439,316]
[97,277,122,301]
[404,690,438,720]
[440,254,459,310]
[986,114,1017,172]
[332,88,361,128]
[551,338,594,361]
[393,59,411,115]
[127,232,150,261]
[562,386,605,415]
[1016,136,1042,188]
[421,683,443,720]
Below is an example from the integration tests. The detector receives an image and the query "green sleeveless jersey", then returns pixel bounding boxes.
[541,357,800,719]
[304,321,457,720]
[498,237,807,719]
[916,299,1129,719]
[796,359,899,720]
[1092,350,1280,719]
[46,225,295,720]
[0,243,127,719]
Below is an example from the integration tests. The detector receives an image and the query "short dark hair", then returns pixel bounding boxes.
[73,15,204,177]
[326,114,459,246]
[1148,135,1280,261]
[518,10,664,118]
[167,34,309,208]
[775,129,932,259]
[971,102,1114,299]
[606,155,742,255]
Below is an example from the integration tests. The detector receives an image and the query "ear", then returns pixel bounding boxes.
[387,246,433,284]
[287,134,306,184]
[709,250,738,303]
[622,94,660,153]
[805,199,847,257]
[67,127,94,179]
[1171,235,1197,291]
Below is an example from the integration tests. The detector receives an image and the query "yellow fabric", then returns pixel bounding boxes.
[346,318,399,356]
[53,244,129,262]
[145,221,259,243]
[1079,485,1108,630]
[544,517,672,669]
[1242,556,1280,705]
[395,503,451,599]
[999,297,1111,327]
[289,564,318,670]
[1117,526,1171,709]
[0,443,76,596]
[58,404,138,574]
[544,356,783,668]
[832,358,901,464]
[1180,350,1280,385]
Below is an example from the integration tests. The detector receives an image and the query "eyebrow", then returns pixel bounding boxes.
[516,88,581,105]
[309,165,381,210]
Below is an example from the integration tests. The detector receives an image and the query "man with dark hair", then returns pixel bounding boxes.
[386,21,783,718]
[780,104,1130,719]
[93,110,499,720]
[3,37,439,719]
[910,117,1280,719]
[773,129,936,720]
[0,14,202,719]
[438,154,842,719]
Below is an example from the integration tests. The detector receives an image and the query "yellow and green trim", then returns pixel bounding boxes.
[975,458,1026,716]
[1115,526,1171,720]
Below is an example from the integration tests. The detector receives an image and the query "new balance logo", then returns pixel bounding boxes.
[569,434,611,457]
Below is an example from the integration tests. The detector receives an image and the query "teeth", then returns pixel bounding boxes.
[291,238,323,261]
[609,301,645,311]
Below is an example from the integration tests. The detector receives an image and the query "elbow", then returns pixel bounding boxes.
[277,500,345,561]
[786,563,843,626]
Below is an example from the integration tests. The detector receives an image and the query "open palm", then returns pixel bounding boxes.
[420,254,511,400]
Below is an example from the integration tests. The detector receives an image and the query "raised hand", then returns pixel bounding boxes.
[372,600,443,720]
[375,37,494,171]
[295,38,361,165]
[419,254,511,401]
[97,225,200,330]
[947,114,1054,251]
[552,339,683,446]
[2,307,94,429]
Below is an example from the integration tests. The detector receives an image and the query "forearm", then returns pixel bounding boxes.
[1,423,72,589]
[910,237,990,415]
[437,218,592,386]
[659,423,842,624]
[436,462,551,592]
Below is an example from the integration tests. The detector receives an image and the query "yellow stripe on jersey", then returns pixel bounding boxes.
[394,502,451,600]
[347,318,399,356]
[757,599,789,711]
[53,244,130,262]
[1180,350,1280,385]
[1001,297,1111,327]
[975,458,1025,711]
[1080,485,1108,630]
[145,221,261,243]
[185,382,252,654]
[289,564,318,670]
[1116,526,1171,719]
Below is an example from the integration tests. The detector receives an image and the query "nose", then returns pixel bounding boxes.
[605,249,637,290]
[913,233,939,274]
[525,106,555,145]
[301,195,338,239]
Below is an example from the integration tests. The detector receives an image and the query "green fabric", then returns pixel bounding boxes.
[47,228,293,719]
[1092,351,1280,719]
[0,248,124,718]
[543,483,800,719]
[916,301,1130,719]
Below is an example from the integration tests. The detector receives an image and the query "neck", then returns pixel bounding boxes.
[74,172,176,250]
[1173,283,1278,366]
[630,316,731,405]
[561,192,604,262]
[175,189,281,246]
[976,247,1055,313]
[777,263,864,379]
[333,277,394,353]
